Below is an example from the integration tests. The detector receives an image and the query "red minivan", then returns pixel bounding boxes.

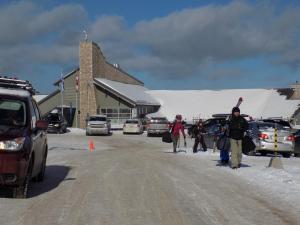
[0,78,48,198]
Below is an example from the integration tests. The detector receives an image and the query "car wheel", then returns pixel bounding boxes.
[295,153,300,157]
[34,149,47,182]
[13,160,33,199]
[282,152,291,158]
[147,133,151,137]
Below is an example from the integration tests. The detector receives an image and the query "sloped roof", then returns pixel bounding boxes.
[53,68,79,85]
[147,89,300,121]
[33,95,48,102]
[94,78,160,106]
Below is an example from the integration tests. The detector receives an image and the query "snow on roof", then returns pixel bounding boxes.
[147,89,300,121]
[94,78,160,106]
[33,95,48,102]
[0,87,30,98]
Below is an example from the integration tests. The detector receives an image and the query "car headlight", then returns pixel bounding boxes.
[0,137,25,151]
[104,123,107,128]
[54,124,60,127]
[87,122,91,126]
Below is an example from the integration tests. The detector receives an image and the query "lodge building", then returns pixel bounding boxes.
[38,41,160,128]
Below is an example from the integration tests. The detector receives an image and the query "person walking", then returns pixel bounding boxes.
[192,120,207,153]
[216,122,230,165]
[228,107,249,169]
[171,115,186,153]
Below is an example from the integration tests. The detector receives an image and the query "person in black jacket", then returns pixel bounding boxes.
[193,120,207,153]
[229,107,249,169]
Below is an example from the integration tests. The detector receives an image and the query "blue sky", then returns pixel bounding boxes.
[0,0,300,94]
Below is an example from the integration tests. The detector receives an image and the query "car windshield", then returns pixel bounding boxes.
[89,117,106,122]
[47,113,61,122]
[0,99,26,127]
[126,120,139,124]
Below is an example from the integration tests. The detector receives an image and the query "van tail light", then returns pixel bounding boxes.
[287,135,295,142]
[137,124,140,128]
[259,133,269,140]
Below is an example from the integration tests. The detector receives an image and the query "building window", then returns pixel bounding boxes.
[100,108,132,123]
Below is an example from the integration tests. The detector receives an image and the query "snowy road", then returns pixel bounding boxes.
[0,130,299,225]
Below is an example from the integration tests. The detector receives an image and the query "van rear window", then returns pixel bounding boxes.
[0,99,26,126]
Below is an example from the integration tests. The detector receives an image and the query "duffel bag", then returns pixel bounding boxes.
[242,135,256,155]
[162,131,172,143]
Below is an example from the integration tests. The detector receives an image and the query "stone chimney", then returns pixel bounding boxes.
[290,82,300,100]
[78,41,105,128]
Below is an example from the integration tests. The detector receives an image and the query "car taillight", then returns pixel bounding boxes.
[259,133,269,140]
[287,135,295,142]
[137,124,140,128]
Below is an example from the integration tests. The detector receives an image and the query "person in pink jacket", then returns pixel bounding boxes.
[170,115,186,153]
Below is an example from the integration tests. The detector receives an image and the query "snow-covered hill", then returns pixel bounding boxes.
[147,89,300,121]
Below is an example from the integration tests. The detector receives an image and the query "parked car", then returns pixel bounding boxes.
[123,119,143,134]
[45,111,67,134]
[200,117,294,157]
[293,130,300,157]
[248,121,294,157]
[86,115,111,136]
[0,77,48,198]
[147,117,170,136]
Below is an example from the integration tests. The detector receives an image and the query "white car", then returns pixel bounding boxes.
[86,115,111,136]
[123,119,143,134]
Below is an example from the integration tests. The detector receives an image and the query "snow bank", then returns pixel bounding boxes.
[147,89,300,121]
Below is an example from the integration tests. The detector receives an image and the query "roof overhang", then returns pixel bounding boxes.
[93,79,137,107]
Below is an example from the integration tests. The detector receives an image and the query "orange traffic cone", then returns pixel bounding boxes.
[89,139,95,152]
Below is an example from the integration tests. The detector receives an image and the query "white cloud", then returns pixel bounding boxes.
[89,1,300,79]
[0,0,300,84]
[0,1,87,75]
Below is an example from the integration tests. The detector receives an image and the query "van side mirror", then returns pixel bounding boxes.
[36,120,48,130]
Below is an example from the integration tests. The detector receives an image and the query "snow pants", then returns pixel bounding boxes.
[230,139,242,168]
[193,135,207,153]
[172,134,179,153]
[220,149,229,162]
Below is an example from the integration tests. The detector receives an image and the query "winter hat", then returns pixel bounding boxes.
[232,107,240,114]
[175,114,182,120]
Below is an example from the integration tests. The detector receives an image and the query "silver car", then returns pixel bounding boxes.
[86,115,111,136]
[248,121,294,157]
[123,119,143,134]
[147,117,170,136]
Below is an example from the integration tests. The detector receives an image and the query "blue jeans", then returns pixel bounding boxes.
[220,149,229,161]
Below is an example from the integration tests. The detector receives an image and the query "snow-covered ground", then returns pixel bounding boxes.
[147,89,300,121]
[161,136,300,210]
[66,128,300,209]
[1,129,298,225]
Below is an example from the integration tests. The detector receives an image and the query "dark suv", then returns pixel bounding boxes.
[0,78,48,198]
[46,110,68,134]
